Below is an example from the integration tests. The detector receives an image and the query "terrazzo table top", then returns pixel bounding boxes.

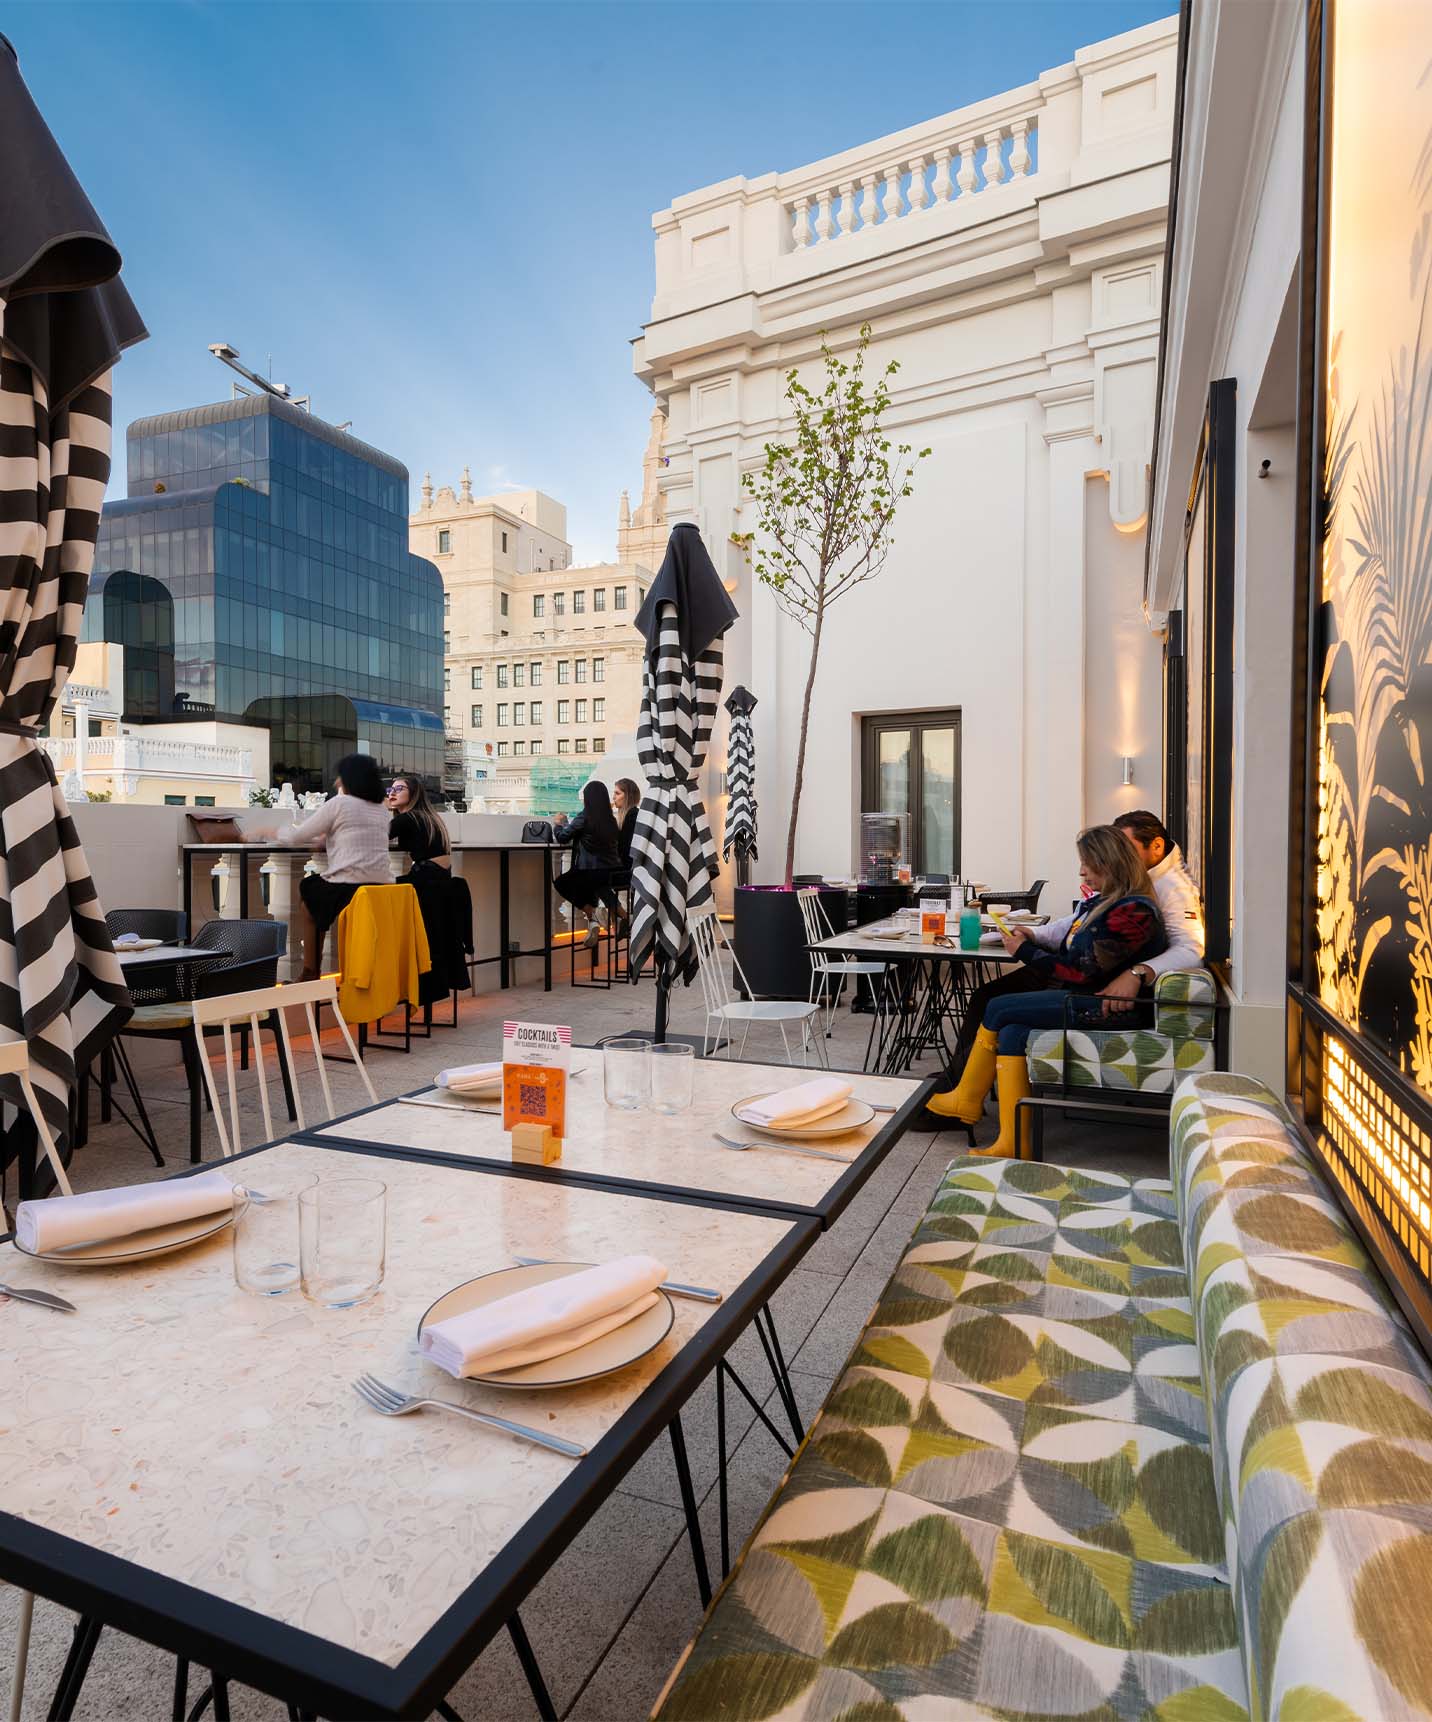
[0,1140,812,1718]
[310,1056,929,1227]
[811,915,1021,963]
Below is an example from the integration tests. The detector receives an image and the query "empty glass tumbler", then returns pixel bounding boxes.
[649,1043,695,1115]
[603,1038,652,1110]
[232,1172,318,1296]
[299,1177,387,1308]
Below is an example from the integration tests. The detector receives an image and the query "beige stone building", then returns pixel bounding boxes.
[411,434,669,798]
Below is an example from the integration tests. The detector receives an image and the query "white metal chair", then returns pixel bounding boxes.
[796,888,892,1041]
[690,908,829,1067]
[191,976,376,1157]
[1,1040,70,1722]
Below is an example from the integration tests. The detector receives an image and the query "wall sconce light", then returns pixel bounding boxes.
[1121,756,1136,786]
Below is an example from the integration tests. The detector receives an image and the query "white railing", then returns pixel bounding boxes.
[787,119,1036,252]
[42,735,254,780]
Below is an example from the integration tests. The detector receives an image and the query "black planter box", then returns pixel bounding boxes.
[733,884,848,1000]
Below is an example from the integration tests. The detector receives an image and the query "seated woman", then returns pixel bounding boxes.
[248,753,393,980]
[928,824,1167,1157]
[612,777,641,867]
[553,780,622,948]
[386,776,451,874]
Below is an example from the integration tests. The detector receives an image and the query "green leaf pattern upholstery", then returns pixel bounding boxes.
[1026,968,1218,1093]
[653,1078,1432,1720]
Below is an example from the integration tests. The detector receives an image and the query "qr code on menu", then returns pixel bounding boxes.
[518,1082,547,1119]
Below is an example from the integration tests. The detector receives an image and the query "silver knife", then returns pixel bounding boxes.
[511,1256,722,1304]
[0,1282,76,1313]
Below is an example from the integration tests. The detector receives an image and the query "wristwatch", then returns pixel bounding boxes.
[1132,964,1154,987]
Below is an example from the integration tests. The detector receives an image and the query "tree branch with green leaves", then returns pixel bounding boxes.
[732,323,930,884]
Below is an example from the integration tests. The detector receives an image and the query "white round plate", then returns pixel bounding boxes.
[437,1081,502,1103]
[980,930,1004,947]
[731,1094,877,1139]
[114,937,164,952]
[864,928,908,942]
[419,1263,675,1389]
[13,1208,235,1267]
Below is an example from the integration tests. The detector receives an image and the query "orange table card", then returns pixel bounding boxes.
[502,1020,572,1140]
[920,910,946,944]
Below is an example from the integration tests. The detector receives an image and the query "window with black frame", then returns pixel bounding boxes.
[1171,379,1236,967]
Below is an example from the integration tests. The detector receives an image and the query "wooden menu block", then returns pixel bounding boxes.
[510,1122,561,1165]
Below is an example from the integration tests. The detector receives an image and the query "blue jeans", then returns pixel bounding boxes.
[982,989,1151,1055]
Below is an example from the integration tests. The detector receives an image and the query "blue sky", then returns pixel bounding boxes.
[13,0,1173,563]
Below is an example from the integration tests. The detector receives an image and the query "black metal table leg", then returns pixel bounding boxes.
[172,1656,189,1722]
[499,850,511,988]
[756,1304,804,1443]
[716,1360,730,1579]
[507,1612,556,1720]
[47,1615,102,1722]
[542,850,553,992]
[668,1414,712,1607]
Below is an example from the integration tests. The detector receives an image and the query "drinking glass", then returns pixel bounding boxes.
[232,1172,317,1296]
[604,1038,652,1110]
[649,1043,695,1115]
[299,1178,387,1308]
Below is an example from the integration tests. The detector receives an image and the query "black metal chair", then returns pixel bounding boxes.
[115,919,295,1162]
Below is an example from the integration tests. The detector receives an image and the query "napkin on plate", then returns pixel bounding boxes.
[113,932,143,948]
[436,1061,504,1094]
[742,1077,853,1129]
[15,1168,238,1255]
[420,1253,668,1378]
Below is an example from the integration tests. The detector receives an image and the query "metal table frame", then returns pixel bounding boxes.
[296,1054,936,1234]
[809,927,1015,1074]
[0,1144,817,1720]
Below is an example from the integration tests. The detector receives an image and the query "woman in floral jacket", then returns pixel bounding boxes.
[928,824,1166,1157]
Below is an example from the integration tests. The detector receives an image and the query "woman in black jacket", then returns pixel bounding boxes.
[553,780,622,947]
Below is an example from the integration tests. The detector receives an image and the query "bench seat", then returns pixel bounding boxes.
[653,1077,1432,1721]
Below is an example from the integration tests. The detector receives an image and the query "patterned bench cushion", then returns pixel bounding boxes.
[1026,969,1218,1093]
[1169,1072,1432,1720]
[652,1157,1248,1721]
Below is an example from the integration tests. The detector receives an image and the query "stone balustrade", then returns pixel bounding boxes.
[787,118,1036,252]
[42,734,254,779]
[644,24,1178,327]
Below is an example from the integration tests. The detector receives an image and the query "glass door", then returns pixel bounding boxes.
[861,710,961,877]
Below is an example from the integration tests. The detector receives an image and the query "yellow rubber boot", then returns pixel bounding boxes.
[971,1056,1033,1159]
[925,1026,998,1125]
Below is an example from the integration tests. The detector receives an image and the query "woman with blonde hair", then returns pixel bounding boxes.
[927,824,1166,1157]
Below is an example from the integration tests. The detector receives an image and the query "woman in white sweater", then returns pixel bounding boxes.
[248,753,393,978]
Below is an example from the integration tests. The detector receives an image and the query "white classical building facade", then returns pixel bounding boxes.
[635,16,1178,904]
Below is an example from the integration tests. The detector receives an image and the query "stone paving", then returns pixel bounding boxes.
[3,962,1164,1719]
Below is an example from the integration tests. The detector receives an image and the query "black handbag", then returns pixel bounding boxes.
[522,818,553,843]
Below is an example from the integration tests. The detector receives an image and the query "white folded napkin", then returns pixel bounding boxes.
[436,1061,504,1093]
[743,1077,854,1129]
[420,1253,668,1378]
[16,1168,237,1255]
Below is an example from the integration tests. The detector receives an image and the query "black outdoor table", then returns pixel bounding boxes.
[0,1139,817,1720]
[180,841,558,991]
[809,917,1017,1073]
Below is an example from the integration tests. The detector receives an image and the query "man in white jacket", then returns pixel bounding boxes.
[1030,810,1204,1012]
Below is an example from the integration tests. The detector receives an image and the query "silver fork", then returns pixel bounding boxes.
[712,1133,854,1164]
[352,1373,587,1457]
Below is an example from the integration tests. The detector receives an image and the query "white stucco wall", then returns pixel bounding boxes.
[636,17,1178,907]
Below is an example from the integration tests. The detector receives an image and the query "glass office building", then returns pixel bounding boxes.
[85,395,444,792]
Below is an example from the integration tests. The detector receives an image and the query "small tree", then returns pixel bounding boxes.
[733,323,929,884]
